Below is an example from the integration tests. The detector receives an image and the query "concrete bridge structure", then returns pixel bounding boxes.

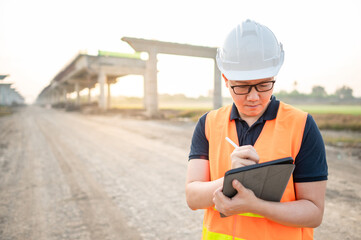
[36,38,222,117]
[36,51,146,110]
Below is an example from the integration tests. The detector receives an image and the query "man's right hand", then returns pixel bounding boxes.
[231,145,259,169]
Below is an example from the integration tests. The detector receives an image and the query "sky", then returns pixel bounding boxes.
[1,0,361,103]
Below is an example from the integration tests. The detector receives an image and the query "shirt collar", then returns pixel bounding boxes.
[230,95,279,121]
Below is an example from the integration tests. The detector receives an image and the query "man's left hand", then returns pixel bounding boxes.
[213,179,259,217]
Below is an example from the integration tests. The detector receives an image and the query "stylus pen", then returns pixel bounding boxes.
[225,137,238,148]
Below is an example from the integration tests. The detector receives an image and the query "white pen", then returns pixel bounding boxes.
[225,137,238,148]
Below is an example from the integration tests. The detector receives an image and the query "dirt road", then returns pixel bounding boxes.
[0,106,360,240]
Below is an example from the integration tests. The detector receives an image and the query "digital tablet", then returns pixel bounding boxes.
[222,157,295,201]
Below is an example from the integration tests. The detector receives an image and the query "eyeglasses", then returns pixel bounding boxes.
[230,81,275,95]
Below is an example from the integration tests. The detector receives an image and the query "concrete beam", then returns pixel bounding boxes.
[122,37,217,58]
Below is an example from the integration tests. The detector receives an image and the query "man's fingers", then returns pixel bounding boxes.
[233,145,259,162]
[232,179,245,193]
[239,159,257,166]
[214,187,228,202]
[213,186,223,196]
[213,187,232,204]
[232,158,257,169]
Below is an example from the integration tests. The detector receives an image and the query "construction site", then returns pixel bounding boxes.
[0,106,360,240]
[1,37,361,240]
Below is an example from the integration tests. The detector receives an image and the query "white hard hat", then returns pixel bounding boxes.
[216,19,284,80]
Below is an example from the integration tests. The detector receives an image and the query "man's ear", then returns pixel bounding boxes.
[222,74,229,87]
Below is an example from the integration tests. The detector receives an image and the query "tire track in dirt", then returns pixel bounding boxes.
[35,108,203,239]
[0,109,48,240]
[314,145,361,239]
[35,110,142,240]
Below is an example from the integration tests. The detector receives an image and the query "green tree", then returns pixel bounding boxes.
[311,86,327,98]
[289,89,301,97]
[335,85,354,99]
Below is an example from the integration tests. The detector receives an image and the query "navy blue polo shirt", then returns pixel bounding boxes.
[189,96,328,183]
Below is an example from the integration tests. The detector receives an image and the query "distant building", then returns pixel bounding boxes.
[0,74,9,80]
[0,75,25,106]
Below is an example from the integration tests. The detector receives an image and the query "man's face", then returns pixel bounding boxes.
[224,76,275,118]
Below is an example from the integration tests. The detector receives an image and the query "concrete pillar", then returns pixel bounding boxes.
[145,48,158,117]
[51,91,56,106]
[143,76,147,109]
[87,75,92,104]
[213,60,222,109]
[98,70,106,110]
[0,86,3,105]
[107,82,111,109]
[55,90,60,104]
[63,89,67,103]
[75,82,80,106]
[58,90,62,103]
[88,87,91,104]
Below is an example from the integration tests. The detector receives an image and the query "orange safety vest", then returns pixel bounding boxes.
[203,102,313,240]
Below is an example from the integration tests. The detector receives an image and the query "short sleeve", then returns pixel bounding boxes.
[188,113,209,160]
[293,114,328,182]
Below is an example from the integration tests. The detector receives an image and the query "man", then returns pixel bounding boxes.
[185,19,328,240]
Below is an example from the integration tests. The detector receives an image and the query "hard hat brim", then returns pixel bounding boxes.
[217,52,284,81]
[219,65,282,81]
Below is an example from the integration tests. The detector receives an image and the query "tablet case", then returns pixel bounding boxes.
[220,157,295,217]
[222,157,295,203]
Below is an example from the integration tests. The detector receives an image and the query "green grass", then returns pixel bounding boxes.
[295,105,361,115]
[110,103,143,109]
[322,135,361,148]
[294,105,361,131]
[110,101,361,131]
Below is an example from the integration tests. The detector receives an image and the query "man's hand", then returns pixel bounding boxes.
[231,145,259,169]
[213,179,259,217]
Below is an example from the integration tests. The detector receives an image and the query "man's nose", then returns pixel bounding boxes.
[246,86,260,101]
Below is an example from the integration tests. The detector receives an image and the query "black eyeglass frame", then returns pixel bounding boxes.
[230,81,276,95]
